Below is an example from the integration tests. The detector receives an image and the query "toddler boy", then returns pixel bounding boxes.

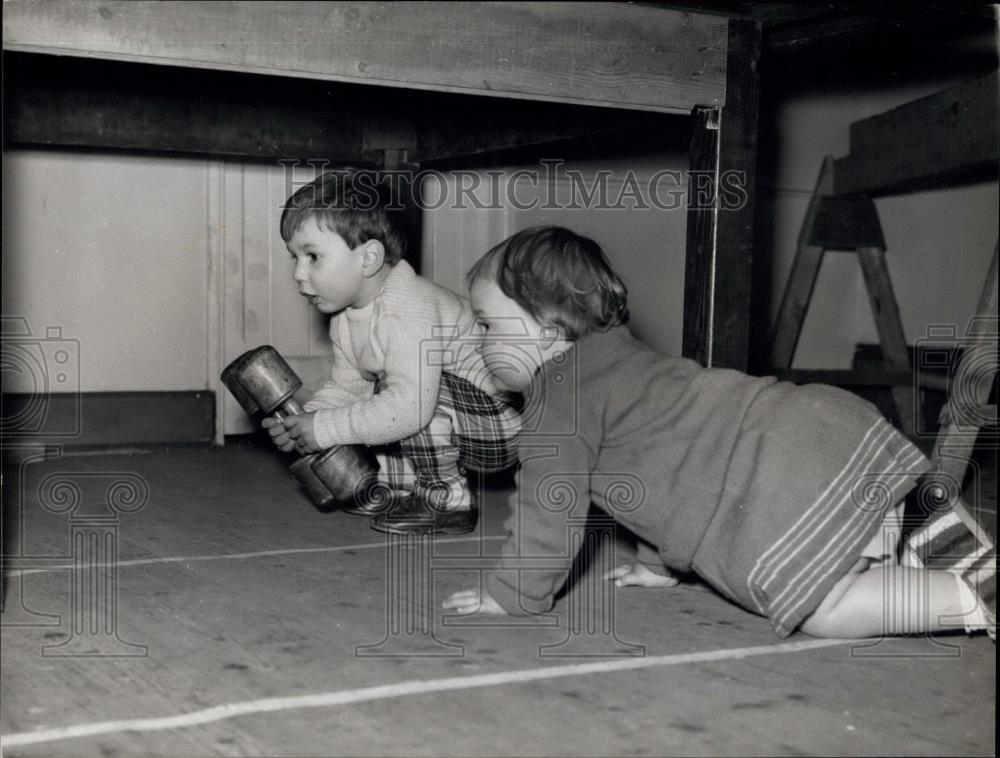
[265,169,520,534]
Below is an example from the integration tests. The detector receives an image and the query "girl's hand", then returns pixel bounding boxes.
[282,413,322,454]
[442,588,508,615]
[261,416,296,453]
[604,563,679,588]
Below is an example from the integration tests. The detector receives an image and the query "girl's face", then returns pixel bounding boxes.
[287,217,366,314]
[469,278,563,393]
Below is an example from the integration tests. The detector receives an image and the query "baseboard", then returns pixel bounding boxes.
[1,391,215,447]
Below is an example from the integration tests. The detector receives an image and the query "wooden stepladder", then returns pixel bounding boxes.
[923,244,998,550]
[773,156,997,550]
[771,156,918,437]
[773,74,998,560]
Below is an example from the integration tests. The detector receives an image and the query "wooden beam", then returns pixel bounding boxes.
[683,18,760,370]
[3,52,366,161]
[2,0,728,115]
[710,19,760,371]
[766,13,898,51]
[682,106,719,367]
[3,52,680,164]
[834,72,999,196]
[417,105,674,164]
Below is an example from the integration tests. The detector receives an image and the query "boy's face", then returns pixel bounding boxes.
[287,218,366,314]
[470,278,558,393]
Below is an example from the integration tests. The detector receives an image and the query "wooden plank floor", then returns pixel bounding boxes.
[2,439,995,756]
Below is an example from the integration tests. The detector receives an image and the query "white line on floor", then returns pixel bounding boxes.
[16,535,506,575]
[1,637,853,748]
[51,447,154,458]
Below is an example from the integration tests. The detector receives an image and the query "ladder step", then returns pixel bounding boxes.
[806,195,886,250]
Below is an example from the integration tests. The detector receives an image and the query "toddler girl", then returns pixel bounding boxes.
[443,225,994,639]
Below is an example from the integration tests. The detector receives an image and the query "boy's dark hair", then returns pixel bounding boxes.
[467,226,629,340]
[280,169,408,265]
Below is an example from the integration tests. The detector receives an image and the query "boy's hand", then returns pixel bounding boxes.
[442,588,508,615]
[261,416,296,453]
[282,413,322,454]
[604,563,679,588]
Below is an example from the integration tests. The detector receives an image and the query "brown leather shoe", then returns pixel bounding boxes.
[369,495,477,535]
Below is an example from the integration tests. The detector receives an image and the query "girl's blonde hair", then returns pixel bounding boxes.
[467,226,629,339]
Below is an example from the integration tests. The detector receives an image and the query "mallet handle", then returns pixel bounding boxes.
[272,398,304,422]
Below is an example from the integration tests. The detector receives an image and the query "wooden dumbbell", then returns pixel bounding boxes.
[221,346,379,511]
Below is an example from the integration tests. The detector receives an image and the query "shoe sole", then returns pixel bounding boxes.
[369,521,476,536]
[340,506,389,516]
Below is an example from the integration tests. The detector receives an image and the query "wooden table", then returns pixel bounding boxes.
[3,0,761,370]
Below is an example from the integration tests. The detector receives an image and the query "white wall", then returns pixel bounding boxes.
[420,170,512,298]
[763,81,998,369]
[510,155,688,356]
[6,76,993,401]
[2,151,685,409]
[213,161,335,435]
[2,150,210,392]
[421,154,688,356]
[1,151,326,427]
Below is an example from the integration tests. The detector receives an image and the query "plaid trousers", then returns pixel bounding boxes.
[374,372,521,509]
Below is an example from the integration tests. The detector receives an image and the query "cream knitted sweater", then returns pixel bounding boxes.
[304,260,500,448]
